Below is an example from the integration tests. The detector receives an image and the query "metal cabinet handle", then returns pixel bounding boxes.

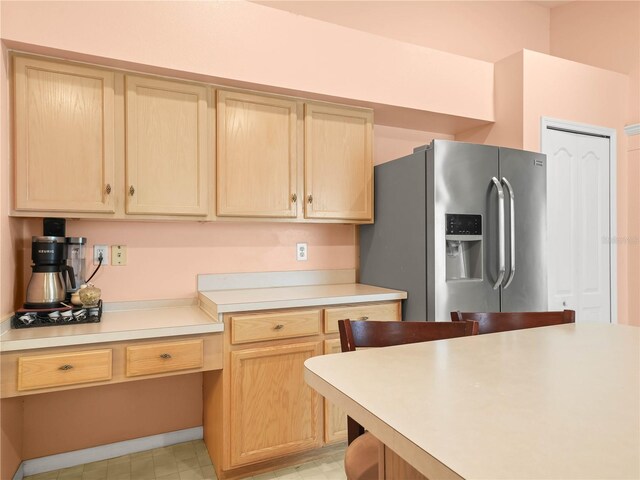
[291,193,297,203]
[491,177,505,290]
[307,195,313,204]
[501,177,516,289]
[274,324,284,330]
[358,316,369,321]
[105,184,112,195]
[129,185,135,196]
[59,364,73,371]
[159,353,172,359]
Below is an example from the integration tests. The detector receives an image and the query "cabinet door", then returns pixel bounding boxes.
[125,76,208,216]
[305,103,373,221]
[13,56,116,213]
[217,90,298,218]
[230,342,322,467]
[323,339,347,444]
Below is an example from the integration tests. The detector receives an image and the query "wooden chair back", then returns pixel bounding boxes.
[451,310,575,335]
[338,319,478,444]
[338,319,478,352]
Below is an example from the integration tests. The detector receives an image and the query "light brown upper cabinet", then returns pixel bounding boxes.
[12,54,373,223]
[304,103,373,221]
[13,56,116,213]
[216,90,299,218]
[125,75,208,216]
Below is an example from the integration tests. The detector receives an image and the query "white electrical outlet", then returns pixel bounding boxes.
[93,245,109,266]
[296,243,308,261]
[111,245,127,266]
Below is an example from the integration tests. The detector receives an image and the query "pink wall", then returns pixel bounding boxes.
[456,51,524,147]
[550,1,640,123]
[22,375,203,459]
[19,220,356,303]
[0,397,22,480]
[256,1,551,63]
[0,1,494,124]
[374,125,453,165]
[627,135,640,326]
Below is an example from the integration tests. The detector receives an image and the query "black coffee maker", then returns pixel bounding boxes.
[24,219,76,309]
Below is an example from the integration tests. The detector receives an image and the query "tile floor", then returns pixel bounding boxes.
[23,440,347,480]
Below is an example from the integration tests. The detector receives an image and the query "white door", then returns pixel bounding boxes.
[543,126,611,323]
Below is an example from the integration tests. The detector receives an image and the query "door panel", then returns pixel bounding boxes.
[304,103,372,220]
[428,140,500,321]
[14,56,115,213]
[126,75,208,216]
[217,90,298,218]
[229,342,321,467]
[499,147,547,312]
[544,128,610,323]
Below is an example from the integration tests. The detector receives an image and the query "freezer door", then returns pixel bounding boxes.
[428,140,500,321]
[499,147,547,311]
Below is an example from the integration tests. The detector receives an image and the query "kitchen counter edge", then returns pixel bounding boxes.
[198,283,408,316]
[0,300,223,353]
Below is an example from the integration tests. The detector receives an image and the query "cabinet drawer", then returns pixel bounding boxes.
[231,310,321,345]
[18,349,112,391]
[324,302,401,333]
[126,339,204,377]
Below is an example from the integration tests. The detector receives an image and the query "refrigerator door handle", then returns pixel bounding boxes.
[491,177,505,290]
[502,177,516,289]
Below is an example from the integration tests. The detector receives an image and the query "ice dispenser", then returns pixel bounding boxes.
[445,214,482,281]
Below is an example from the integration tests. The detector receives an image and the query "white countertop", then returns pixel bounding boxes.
[0,301,223,352]
[304,323,640,480]
[199,283,407,316]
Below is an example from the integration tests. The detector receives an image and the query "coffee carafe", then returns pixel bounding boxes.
[65,237,86,295]
[24,236,75,308]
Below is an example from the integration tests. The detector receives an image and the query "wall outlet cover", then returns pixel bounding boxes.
[93,245,109,265]
[296,243,308,261]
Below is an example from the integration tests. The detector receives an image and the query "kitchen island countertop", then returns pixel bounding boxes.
[304,323,640,480]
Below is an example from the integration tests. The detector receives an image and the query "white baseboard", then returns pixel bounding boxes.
[17,426,202,478]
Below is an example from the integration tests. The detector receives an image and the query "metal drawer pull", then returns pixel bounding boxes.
[59,364,74,371]
[105,184,112,194]
[308,195,313,204]
[129,185,135,196]
[274,324,284,330]
[291,193,297,203]
[159,353,172,359]
[359,316,369,321]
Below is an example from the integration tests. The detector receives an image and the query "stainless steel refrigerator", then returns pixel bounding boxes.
[360,140,547,321]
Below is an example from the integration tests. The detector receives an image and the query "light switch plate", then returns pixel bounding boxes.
[111,245,127,266]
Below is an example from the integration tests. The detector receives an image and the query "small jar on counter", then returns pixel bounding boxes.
[78,283,101,307]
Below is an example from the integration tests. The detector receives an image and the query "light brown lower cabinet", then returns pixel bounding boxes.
[1,334,222,398]
[203,300,402,479]
[323,339,348,444]
[229,342,322,467]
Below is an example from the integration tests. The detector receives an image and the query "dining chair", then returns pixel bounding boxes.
[338,319,479,480]
[451,310,575,335]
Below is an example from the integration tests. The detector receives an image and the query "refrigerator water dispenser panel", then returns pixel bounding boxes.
[445,214,482,281]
